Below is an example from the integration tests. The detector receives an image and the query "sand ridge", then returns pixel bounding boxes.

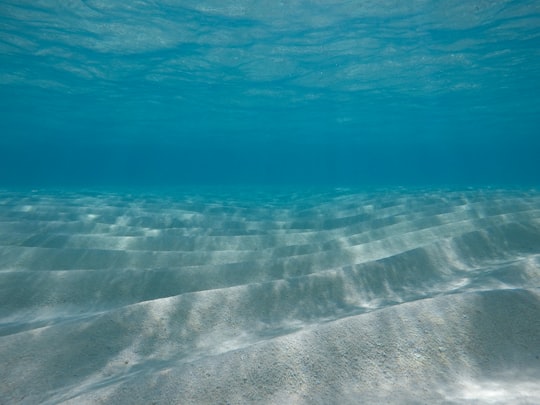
[0,187,539,404]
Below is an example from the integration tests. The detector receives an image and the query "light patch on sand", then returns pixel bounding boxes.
[444,378,540,404]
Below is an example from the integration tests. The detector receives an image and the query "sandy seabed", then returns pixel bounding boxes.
[0,187,539,404]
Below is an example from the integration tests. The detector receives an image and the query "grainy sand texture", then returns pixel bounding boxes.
[1,188,539,404]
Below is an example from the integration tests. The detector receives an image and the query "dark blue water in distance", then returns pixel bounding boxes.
[1,0,539,187]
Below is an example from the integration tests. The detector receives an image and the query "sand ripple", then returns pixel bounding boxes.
[1,187,539,404]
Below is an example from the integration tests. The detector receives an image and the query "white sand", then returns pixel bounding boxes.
[1,188,539,404]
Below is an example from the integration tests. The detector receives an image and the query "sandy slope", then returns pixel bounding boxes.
[1,188,539,404]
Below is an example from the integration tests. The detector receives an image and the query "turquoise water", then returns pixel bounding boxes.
[2,3,540,403]
[1,1,539,186]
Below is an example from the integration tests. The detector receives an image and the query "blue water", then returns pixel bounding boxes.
[1,0,539,187]
[2,3,540,403]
